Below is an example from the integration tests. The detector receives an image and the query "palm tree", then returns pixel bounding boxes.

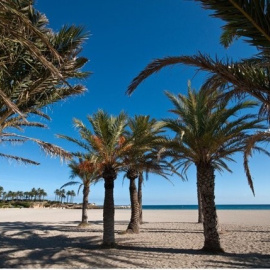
[58,110,129,247]
[70,190,76,203]
[54,189,60,202]
[36,188,46,201]
[0,186,3,200]
[160,86,266,252]
[61,158,101,226]
[66,191,71,203]
[24,191,30,201]
[7,191,16,201]
[123,115,171,233]
[0,0,90,165]
[2,192,6,201]
[31,188,37,201]
[127,1,270,196]
[41,190,47,201]
[59,189,66,203]
[17,191,24,201]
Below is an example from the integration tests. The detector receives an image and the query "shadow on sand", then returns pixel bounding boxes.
[0,221,269,268]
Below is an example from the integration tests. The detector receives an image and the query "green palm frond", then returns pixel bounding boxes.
[128,54,270,101]
[0,0,89,165]
[127,53,270,124]
[194,0,270,51]
[60,181,82,189]
[59,110,130,180]
[0,0,89,122]
[56,133,91,151]
[162,86,266,193]
[243,131,270,195]
[52,25,89,55]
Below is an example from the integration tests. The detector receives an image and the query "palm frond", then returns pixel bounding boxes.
[0,152,39,165]
[194,0,270,52]
[3,132,71,162]
[60,181,81,189]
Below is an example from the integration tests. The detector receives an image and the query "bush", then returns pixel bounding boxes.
[12,201,31,208]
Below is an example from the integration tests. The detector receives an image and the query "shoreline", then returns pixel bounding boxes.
[0,208,269,268]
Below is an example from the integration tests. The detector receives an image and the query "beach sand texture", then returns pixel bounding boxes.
[0,208,269,268]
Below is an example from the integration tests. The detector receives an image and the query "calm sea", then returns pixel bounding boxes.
[142,204,270,210]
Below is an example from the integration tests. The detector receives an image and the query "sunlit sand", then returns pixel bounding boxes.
[0,208,269,268]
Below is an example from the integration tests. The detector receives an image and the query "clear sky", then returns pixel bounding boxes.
[0,0,269,205]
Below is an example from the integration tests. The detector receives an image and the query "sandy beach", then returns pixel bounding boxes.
[0,208,269,268]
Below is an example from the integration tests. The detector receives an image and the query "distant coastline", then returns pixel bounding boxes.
[142,204,270,210]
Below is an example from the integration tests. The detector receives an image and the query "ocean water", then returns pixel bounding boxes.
[142,204,270,210]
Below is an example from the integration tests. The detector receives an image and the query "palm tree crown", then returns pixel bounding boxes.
[163,87,265,192]
[0,0,89,164]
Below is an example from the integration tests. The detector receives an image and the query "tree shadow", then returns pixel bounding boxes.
[206,252,270,268]
[116,244,270,268]
[0,221,269,268]
[0,221,147,268]
[141,228,203,234]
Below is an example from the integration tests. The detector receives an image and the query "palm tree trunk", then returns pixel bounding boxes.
[103,177,115,247]
[197,179,203,223]
[127,176,140,233]
[197,163,224,253]
[80,184,90,226]
[138,172,143,224]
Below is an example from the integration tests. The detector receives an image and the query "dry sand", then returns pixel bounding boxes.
[0,208,269,268]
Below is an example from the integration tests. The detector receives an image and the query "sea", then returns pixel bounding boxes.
[142,204,270,210]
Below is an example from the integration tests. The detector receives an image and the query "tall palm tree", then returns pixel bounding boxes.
[61,158,101,226]
[0,0,89,165]
[58,110,129,247]
[123,115,171,233]
[160,87,266,252]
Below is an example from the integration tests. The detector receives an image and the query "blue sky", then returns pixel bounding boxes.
[0,0,269,205]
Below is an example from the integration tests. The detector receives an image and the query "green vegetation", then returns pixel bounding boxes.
[54,189,76,203]
[0,186,77,208]
[63,159,101,226]
[126,0,270,252]
[0,0,89,165]
[1,0,269,254]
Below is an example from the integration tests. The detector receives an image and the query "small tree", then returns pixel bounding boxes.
[61,158,101,226]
